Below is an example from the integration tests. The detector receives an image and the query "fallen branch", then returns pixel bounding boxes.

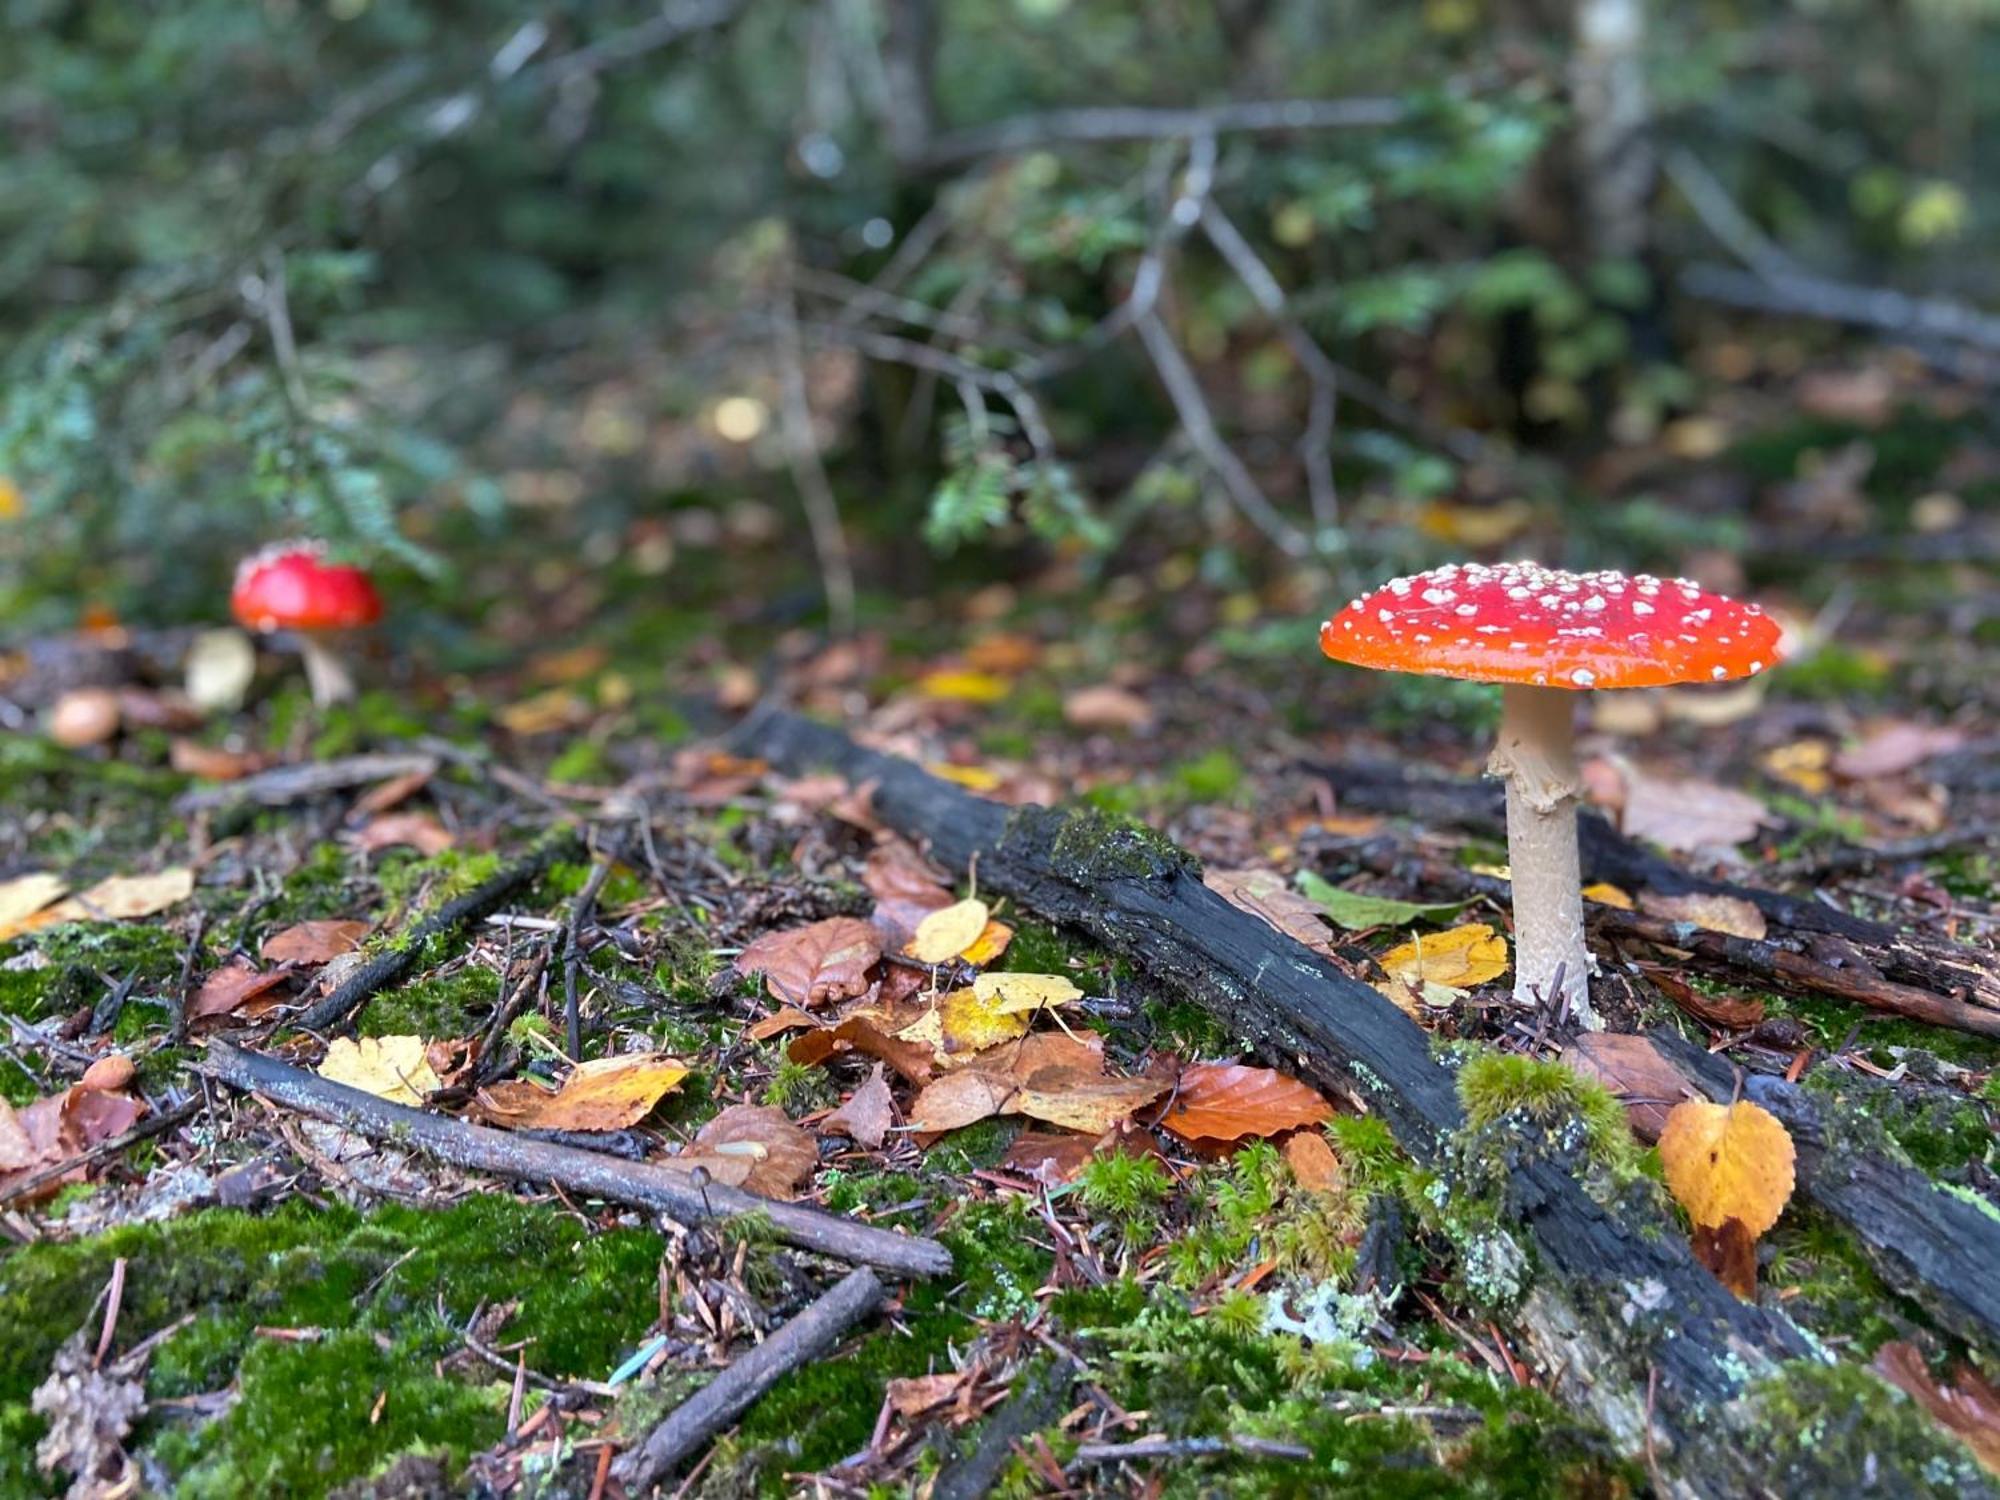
[174,752,441,813]
[1071,1434,1314,1466]
[614,1266,885,1492]
[918,94,1407,168]
[1680,262,2000,360]
[293,828,583,1034]
[728,707,1984,1498]
[198,1041,952,1280]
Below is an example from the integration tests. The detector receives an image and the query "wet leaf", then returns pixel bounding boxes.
[1640,890,1768,941]
[1658,1099,1795,1237]
[261,920,372,965]
[1158,1062,1333,1144]
[907,899,992,964]
[1561,1033,1689,1141]
[970,971,1082,1013]
[474,1053,689,1131]
[1295,871,1463,931]
[1377,923,1508,990]
[737,917,882,1006]
[1283,1131,1345,1193]
[1874,1342,2000,1475]
[319,1036,441,1106]
[1204,868,1333,955]
[822,1065,894,1149]
[677,1104,817,1198]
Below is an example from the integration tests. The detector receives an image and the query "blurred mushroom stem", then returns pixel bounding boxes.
[1488,683,1601,1028]
[298,635,356,708]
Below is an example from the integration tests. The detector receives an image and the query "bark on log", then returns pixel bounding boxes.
[1650,1031,2000,1362]
[733,707,1988,1499]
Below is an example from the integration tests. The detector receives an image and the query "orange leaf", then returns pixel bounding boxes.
[1875,1342,2000,1475]
[190,959,295,1021]
[1282,1132,1345,1193]
[1691,1218,1759,1299]
[1158,1062,1333,1144]
[1658,1099,1795,1236]
[789,1015,935,1084]
[737,917,881,1006]
[261,919,371,965]
[353,812,455,856]
[474,1053,689,1132]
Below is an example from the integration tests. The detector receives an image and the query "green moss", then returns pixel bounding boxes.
[1172,748,1246,803]
[357,969,499,1038]
[1742,1360,1986,1496]
[1016,804,1197,886]
[1802,1067,1995,1179]
[1776,643,1892,702]
[1455,1049,1639,1182]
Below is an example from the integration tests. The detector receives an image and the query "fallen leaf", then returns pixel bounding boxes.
[1658,1099,1795,1236]
[40,868,196,925]
[0,1100,33,1171]
[0,872,68,940]
[963,633,1043,675]
[1377,923,1509,991]
[1561,1033,1690,1141]
[319,1036,441,1106]
[1283,1131,1346,1193]
[1692,1217,1760,1299]
[1613,767,1772,853]
[907,899,991,965]
[676,1105,818,1198]
[1063,684,1156,732]
[1014,1068,1168,1134]
[916,669,1011,704]
[169,739,271,781]
[1833,722,1966,780]
[352,812,455,856]
[822,1065,894,1149]
[1000,1131,1100,1185]
[957,918,1014,967]
[973,1028,1105,1082]
[1874,1342,2000,1476]
[862,842,954,921]
[897,988,1031,1056]
[886,1369,978,1421]
[1204,868,1334,956]
[496,687,591,737]
[1640,890,1768,941]
[474,1053,690,1131]
[1762,740,1832,795]
[737,917,882,1006]
[261,920,372,965]
[927,762,1004,793]
[190,960,295,1021]
[747,1006,823,1042]
[1646,970,1766,1030]
[351,767,435,818]
[1581,882,1634,909]
[906,1069,1018,1133]
[1295,871,1464,932]
[789,1015,937,1084]
[1158,1062,1333,1144]
[970,972,1082,1014]
[30,1329,147,1493]
[0,1076,147,1204]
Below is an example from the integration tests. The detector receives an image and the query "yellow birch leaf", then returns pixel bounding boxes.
[916,670,1011,704]
[907,899,990,964]
[1377,923,1509,991]
[957,918,1013,967]
[1581,883,1634,909]
[34,868,196,927]
[319,1036,440,1106]
[897,989,1030,1056]
[971,972,1082,1014]
[1658,1099,1796,1237]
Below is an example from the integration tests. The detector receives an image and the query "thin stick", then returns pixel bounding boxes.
[293,829,582,1033]
[775,284,858,637]
[174,752,440,813]
[1071,1434,1313,1465]
[198,1042,952,1280]
[919,93,1408,168]
[614,1267,885,1491]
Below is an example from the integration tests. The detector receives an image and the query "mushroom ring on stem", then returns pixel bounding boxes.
[1321,561,1784,1029]
[230,542,384,708]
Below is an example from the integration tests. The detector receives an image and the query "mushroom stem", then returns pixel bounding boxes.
[297,635,356,709]
[1488,683,1601,1028]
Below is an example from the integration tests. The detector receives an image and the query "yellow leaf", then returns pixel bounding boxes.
[1763,740,1831,795]
[897,989,1030,1056]
[915,670,1010,704]
[907,899,990,964]
[475,1053,689,1131]
[1658,1099,1796,1237]
[926,763,1003,792]
[971,972,1082,1014]
[36,868,196,927]
[1378,923,1508,991]
[0,873,68,940]
[1581,883,1634,909]
[496,688,590,737]
[0,475,21,519]
[319,1036,440,1106]
[958,918,1013,967]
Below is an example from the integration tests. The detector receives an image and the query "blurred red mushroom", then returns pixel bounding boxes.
[230,543,383,708]
[1321,561,1783,1028]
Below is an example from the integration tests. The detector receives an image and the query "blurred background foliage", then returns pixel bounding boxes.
[1,0,1995,629]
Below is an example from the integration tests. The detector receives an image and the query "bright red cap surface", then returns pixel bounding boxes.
[231,544,383,633]
[1320,562,1783,690]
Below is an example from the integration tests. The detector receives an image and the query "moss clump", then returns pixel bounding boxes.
[1016,804,1196,886]
[1803,1066,1996,1180]
[1742,1360,1986,1496]
[1454,1049,1640,1185]
[1,1196,665,1492]
[356,969,499,1038]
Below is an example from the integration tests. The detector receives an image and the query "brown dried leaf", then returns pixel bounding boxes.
[1692,1217,1760,1299]
[1000,1131,1100,1186]
[822,1065,894,1149]
[747,1006,822,1042]
[1282,1131,1346,1194]
[190,959,296,1022]
[1833,722,1966,781]
[1561,1032,1691,1141]
[1874,1342,2000,1475]
[1203,868,1333,956]
[261,919,371,966]
[1063,684,1156,732]
[352,767,435,818]
[168,739,271,781]
[352,812,455,856]
[1639,891,1768,941]
[1014,1068,1168,1134]
[738,917,882,1006]
[0,1099,32,1171]
[1614,767,1772,852]
[1646,970,1765,1030]
[474,1053,690,1132]
[907,1070,1017,1133]
[678,1104,817,1198]
[1158,1062,1334,1144]
[789,1015,936,1084]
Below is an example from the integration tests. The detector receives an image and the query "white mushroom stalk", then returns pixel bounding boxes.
[1488,683,1598,1026]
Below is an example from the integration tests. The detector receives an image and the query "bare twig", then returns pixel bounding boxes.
[174,752,440,813]
[614,1267,886,1490]
[1072,1434,1313,1466]
[920,94,1406,168]
[199,1042,953,1279]
[775,285,859,637]
[1680,263,2000,357]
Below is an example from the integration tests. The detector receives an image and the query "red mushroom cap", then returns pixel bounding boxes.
[230,543,383,634]
[1320,561,1783,690]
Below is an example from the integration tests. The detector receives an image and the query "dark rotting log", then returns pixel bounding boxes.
[733,706,1993,1499]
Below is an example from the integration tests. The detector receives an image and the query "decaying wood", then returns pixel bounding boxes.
[614,1266,885,1492]
[198,1041,953,1280]
[1318,759,2000,1013]
[293,828,583,1034]
[1650,1031,2000,1362]
[734,706,1987,1499]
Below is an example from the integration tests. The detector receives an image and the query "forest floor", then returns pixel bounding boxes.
[2,358,1999,1498]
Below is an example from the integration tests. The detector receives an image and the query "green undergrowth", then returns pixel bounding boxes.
[0,1195,665,1496]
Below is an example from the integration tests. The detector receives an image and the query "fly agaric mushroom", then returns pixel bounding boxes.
[1321,561,1783,1028]
[230,543,383,708]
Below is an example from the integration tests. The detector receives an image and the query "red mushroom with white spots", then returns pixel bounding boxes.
[1320,561,1783,1028]
[230,543,384,709]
